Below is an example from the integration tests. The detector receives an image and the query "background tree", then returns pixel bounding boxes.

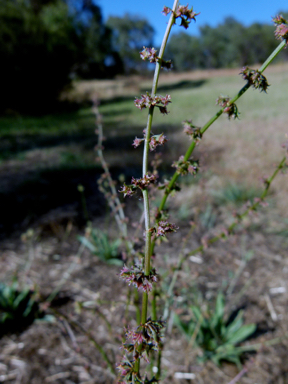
[0,0,119,114]
[165,32,204,71]
[167,15,288,72]
[68,0,123,78]
[107,14,155,74]
[200,18,248,68]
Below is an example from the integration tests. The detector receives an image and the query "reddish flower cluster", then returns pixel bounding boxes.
[163,4,199,29]
[118,319,165,382]
[216,96,240,120]
[156,220,178,237]
[140,46,158,63]
[119,264,158,292]
[140,46,172,69]
[132,134,167,150]
[134,93,172,114]
[149,220,178,238]
[118,183,136,198]
[172,155,199,175]
[119,174,157,197]
[117,358,135,383]
[239,67,269,92]
[131,174,157,189]
[132,137,145,148]
[182,120,202,141]
[149,134,167,151]
[273,15,288,44]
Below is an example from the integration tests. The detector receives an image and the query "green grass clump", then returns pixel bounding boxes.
[78,227,123,266]
[0,281,42,336]
[211,183,262,206]
[174,293,256,368]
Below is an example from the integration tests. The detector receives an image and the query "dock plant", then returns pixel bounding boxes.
[92,3,288,382]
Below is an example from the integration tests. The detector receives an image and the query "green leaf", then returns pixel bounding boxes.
[225,310,244,339]
[173,313,195,340]
[191,305,203,322]
[23,297,36,317]
[226,323,256,345]
[107,258,123,266]
[78,236,97,253]
[211,293,224,329]
[13,288,30,310]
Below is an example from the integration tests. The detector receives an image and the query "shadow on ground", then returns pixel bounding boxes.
[141,79,206,93]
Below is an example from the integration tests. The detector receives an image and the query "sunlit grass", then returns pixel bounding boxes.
[0,64,287,217]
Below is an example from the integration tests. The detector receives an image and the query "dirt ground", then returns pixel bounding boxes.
[0,191,288,384]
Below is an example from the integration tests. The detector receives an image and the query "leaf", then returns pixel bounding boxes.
[211,293,224,329]
[23,297,36,317]
[191,305,203,322]
[78,236,97,253]
[13,288,30,310]
[225,310,244,339]
[107,258,123,266]
[226,323,256,345]
[212,348,242,369]
[173,313,195,340]
[35,314,56,324]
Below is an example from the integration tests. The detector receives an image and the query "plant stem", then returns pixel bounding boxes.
[152,39,286,249]
[137,0,179,374]
[162,156,286,320]
[141,0,179,312]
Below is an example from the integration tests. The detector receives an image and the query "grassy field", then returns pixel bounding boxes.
[2,62,287,232]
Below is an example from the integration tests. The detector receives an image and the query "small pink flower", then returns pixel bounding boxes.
[132,137,144,148]
[157,221,178,237]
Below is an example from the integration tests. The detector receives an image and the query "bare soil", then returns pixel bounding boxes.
[0,192,288,384]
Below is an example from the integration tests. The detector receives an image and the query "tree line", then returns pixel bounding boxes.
[0,0,287,114]
[0,0,154,113]
[166,15,288,72]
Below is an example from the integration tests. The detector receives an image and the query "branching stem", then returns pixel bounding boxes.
[162,156,286,320]
[152,39,286,255]
[137,0,179,374]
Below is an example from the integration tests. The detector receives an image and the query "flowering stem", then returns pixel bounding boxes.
[162,156,286,321]
[259,39,286,72]
[137,0,179,374]
[153,40,286,245]
[141,0,179,308]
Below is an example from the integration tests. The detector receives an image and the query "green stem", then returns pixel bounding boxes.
[140,0,179,313]
[187,156,286,257]
[151,288,157,321]
[152,40,286,255]
[259,40,286,72]
[156,349,162,380]
[136,0,179,374]
[162,156,286,320]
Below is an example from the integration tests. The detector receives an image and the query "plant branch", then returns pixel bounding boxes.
[141,0,179,311]
[162,156,286,321]
[153,40,286,240]
[137,0,179,374]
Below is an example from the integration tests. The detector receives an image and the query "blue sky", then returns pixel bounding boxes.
[98,0,288,46]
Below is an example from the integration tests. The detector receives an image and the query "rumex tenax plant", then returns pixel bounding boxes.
[90,3,288,383]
